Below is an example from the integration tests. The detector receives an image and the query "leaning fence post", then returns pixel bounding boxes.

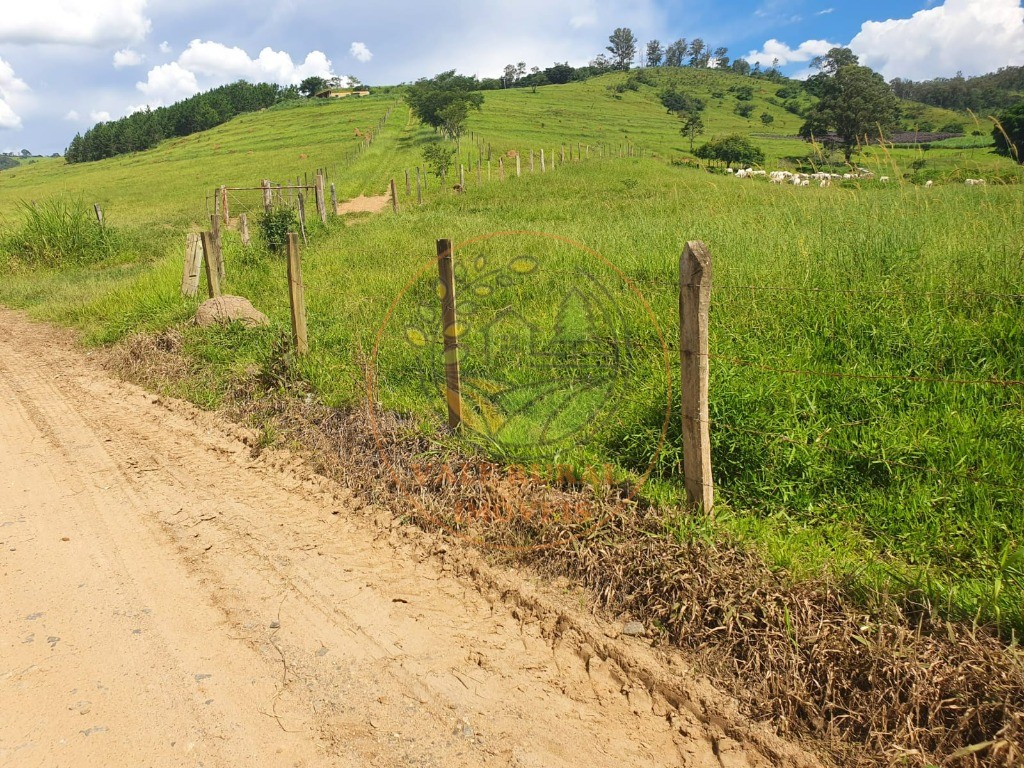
[330,182,337,215]
[200,232,221,299]
[209,214,225,281]
[286,233,309,356]
[181,233,202,296]
[437,239,462,431]
[390,178,399,213]
[679,241,714,514]
[405,169,411,196]
[93,204,103,225]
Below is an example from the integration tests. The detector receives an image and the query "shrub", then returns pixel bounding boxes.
[258,206,298,254]
[694,134,765,168]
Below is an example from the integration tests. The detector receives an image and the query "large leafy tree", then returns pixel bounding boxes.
[800,58,901,163]
[607,27,637,70]
[694,134,765,169]
[664,38,687,67]
[405,71,484,145]
[993,102,1024,163]
[298,76,328,98]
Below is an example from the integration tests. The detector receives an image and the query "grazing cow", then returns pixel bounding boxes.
[965,178,986,186]
[925,180,934,187]
[879,176,890,183]
[820,179,831,188]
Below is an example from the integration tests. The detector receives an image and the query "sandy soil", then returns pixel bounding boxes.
[0,309,820,768]
[336,194,391,215]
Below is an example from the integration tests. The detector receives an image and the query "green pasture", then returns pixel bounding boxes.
[1,73,1023,636]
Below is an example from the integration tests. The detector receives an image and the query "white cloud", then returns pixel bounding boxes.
[349,42,373,63]
[89,110,112,122]
[133,40,337,109]
[63,109,80,121]
[113,48,145,68]
[850,0,1024,80]
[0,0,150,46]
[569,13,597,28]
[0,57,30,130]
[744,38,836,68]
[135,61,200,107]
[159,41,172,54]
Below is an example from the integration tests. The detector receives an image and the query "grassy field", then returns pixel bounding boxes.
[1,71,1023,638]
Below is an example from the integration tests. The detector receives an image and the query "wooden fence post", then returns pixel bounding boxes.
[286,233,309,356]
[200,232,221,299]
[239,213,250,246]
[516,154,521,177]
[390,178,399,213]
[209,214,225,281]
[476,157,482,185]
[330,182,337,215]
[315,172,327,224]
[499,157,504,180]
[297,193,308,244]
[262,179,272,212]
[540,149,546,173]
[405,169,411,196]
[530,149,535,173]
[221,185,229,224]
[93,204,103,225]
[437,238,462,431]
[181,233,202,296]
[459,164,465,189]
[679,241,714,514]
[561,145,565,164]
[417,167,422,204]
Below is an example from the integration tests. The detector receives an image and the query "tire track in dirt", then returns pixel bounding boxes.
[0,309,820,767]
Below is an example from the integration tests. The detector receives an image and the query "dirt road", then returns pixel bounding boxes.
[0,310,816,768]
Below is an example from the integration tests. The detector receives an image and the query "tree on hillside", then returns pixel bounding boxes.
[688,38,710,68]
[804,47,860,97]
[800,60,901,162]
[664,39,687,67]
[731,59,751,76]
[646,40,664,67]
[695,134,765,168]
[544,62,575,84]
[422,142,457,181]
[679,113,705,151]
[713,47,730,69]
[405,71,484,144]
[993,102,1024,163]
[607,28,637,70]
[298,76,328,98]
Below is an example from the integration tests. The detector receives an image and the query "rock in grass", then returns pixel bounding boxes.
[195,296,269,329]
[621,621,646,637]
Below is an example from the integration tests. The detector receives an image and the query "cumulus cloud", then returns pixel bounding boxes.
[113,48,145,68]
[850,0,1024,80]
[135,61,200,106]
[744,38,836,68]
[133,40,336,108]
[0,0,150,46]
[349,42,373,63]
[0,57,30,130]
[159,41,172,54]
[89,110,112,122]
[64,109,80,121]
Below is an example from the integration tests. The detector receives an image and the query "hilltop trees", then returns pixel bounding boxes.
[993,102,1024,163]
[645,40,663,67]
[800,48,901,163]
[664,39,687,67]
[607,28,637,70]
[298,76,328,98]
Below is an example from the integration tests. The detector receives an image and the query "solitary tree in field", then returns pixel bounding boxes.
[993,102,1024,163]
[679,113,705,151]
[695,134,765,169]
[646,40,664,67]
[800,57,901,163]
[607,28,637,70]
[422,142,457,181]
[760,112,775,127]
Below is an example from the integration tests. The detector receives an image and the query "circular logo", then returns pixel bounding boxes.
[369,231,671,551]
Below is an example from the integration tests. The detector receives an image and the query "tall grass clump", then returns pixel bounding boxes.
[1,197,122,267]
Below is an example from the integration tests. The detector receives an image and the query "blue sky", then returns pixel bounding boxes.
[0,0,1022,154]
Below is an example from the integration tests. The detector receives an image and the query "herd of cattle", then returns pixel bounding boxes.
[725,167,987,188]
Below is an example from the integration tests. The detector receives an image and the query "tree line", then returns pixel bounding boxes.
[890,66,1024,115]
[65,81,298,164]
